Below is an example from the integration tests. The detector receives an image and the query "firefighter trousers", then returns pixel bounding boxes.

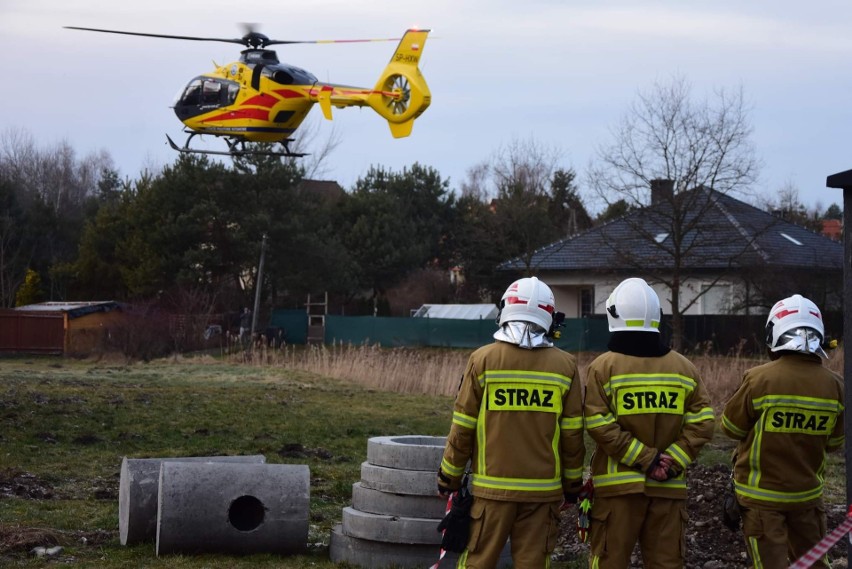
[741,504,828,569]
[456,497,562,569]
[588,494,687,569]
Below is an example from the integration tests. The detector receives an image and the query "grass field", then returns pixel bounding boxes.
[0,349,845,567]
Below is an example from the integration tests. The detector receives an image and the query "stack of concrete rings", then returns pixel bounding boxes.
[329,435,510,568]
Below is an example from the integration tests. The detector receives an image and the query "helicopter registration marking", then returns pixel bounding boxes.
[394,54,419,64]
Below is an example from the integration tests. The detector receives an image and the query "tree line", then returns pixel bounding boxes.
[1,76,843,336]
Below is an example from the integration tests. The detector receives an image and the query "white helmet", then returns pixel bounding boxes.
[765,294,826,357]
[498,277,555,330]
[606,278,661,333]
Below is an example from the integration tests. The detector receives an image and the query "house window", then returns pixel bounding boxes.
[580,288,594,317]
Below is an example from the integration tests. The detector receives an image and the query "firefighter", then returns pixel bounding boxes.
[437,276,585,569]
[584,277,715,569]
[721,294,844,569]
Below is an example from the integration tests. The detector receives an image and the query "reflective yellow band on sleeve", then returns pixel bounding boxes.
[563,467,584,480]
[585,413,615,429]
[452,411,477,429]
[561,416,583,430]
[440,458,465,477]
[685,407,715,424]
[734,480,824,504]
[829,436,845,446]
[665,443,691,469]
[621,438,644,467]
[472,473,562,492]
[721,415,748,439]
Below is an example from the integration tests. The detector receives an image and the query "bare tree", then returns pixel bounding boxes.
[588,75,761,350]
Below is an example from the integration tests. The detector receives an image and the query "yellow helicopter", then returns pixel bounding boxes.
[64,25,431,157]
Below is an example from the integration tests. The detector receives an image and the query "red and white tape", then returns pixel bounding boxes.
[788,506,852,569]
[429,492,455,569]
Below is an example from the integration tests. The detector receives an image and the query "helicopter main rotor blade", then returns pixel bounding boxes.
[263,37,401,46]
[64,26,246,45]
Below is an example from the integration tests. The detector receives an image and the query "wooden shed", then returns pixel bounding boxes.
[0,301,124,356]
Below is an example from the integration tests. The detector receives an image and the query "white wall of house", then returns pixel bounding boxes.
[544,274,743,317]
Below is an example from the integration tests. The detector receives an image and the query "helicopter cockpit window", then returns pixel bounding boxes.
[180,79,203,106]
[227,83,240,105]
[202,81,222,105]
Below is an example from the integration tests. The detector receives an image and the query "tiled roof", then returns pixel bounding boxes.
[501,189,842,273]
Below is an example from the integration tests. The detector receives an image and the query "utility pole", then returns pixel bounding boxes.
[251,233,268,337]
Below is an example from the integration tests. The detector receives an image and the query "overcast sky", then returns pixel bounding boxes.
[1,0,849,212]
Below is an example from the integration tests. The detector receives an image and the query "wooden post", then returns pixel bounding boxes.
[826,169,852,553]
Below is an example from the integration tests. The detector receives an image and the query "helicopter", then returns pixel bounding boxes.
[64,25,432,157]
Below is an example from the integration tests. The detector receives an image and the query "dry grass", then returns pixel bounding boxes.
[225,342,844,413]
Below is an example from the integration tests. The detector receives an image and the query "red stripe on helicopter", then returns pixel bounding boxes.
[202,109,269,123]
[273,89,306,99]
[241,94,279,108]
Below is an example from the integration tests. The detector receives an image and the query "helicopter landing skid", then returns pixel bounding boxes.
[166,133,308,158]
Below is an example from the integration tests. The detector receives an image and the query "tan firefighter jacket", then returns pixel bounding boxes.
[584,350,715,499]
[439,341,585,502]
[721,353,844,510]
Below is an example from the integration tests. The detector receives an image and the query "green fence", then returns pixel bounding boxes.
[321,315,610,352]
[268,309,309,345]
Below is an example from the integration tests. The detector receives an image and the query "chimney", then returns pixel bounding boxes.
[650,179,674,205]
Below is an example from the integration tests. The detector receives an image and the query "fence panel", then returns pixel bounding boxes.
[0,311,65,354]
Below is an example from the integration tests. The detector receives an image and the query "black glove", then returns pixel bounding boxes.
[437,468,454,496]
[436,482,472,553]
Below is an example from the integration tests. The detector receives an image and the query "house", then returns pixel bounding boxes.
[1,301,123,355]
[500,186,843,319]
[411,303,499,320]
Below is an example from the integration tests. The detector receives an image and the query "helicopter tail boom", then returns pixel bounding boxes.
[367,29,431,138]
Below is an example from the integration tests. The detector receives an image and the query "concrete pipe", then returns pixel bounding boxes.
[351,482,448,519]
[118,455,265,545]
[366,435,446,471]
[360,461,437,496]
[341,506,441,545]
[155,462,309,556]
[329,524,513,568]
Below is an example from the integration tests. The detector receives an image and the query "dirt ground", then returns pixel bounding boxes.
[554,464,850,568]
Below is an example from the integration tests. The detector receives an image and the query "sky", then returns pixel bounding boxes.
[1,0,850,213]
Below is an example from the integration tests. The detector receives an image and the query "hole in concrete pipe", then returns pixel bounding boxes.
[228,495,265,532]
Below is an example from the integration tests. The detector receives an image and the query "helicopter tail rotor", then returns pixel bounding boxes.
[367,29,431,138]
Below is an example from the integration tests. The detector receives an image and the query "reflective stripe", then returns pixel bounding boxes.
[590,555,600,569]
[441,458,465,477]
[585,413,616,429]
[561,416,583,430]
[452,411,477,430]
[477,398,487,475]
[748,413,765,488]
[685,407,715,424]
[604,373,697,397]
[734,480,823,503]
[721,414,748,438]
[666,443,691,469]
[621,438,644,467]
[625,319,660,328]
[472,473,562,492]
[593,471,646,488]
[646,478,687,490]
[752,394,843,413]
[481,370,573,391]
[564,466,583,480]
[829,436,845,446]
[457,548,469,568]
[748,537,763,569]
